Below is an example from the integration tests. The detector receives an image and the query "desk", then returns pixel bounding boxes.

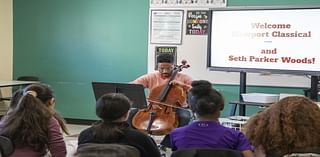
[219,116,250,131]
[0,80,38,115]
[0,80,38,87]
[229,101,272,116]
[0,80,38,99]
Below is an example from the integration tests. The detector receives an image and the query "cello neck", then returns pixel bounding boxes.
[157,60,189,101]
[157,69,179,101]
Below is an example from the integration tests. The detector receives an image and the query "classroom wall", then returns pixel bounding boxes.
[0,0,13,81]
[0,0,13,102]
[13,0,319,120]
[13,0,149,119]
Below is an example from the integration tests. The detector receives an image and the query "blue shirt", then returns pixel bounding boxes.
[170,120,252,151]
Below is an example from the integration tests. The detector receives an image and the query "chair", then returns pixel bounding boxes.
[16,76,40,91]
[16,76,40,82]
[0,136,14,157]
[76,143,140,157]
[170,148,244,157]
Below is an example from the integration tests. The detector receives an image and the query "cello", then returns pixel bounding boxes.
[132,60,190,135]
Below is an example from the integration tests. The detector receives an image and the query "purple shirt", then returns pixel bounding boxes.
[170,121,252,151]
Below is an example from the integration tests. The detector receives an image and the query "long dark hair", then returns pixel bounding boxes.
[93,93,131,143]
[189,80,224,117]
[0,86,52,155]
[25,84,69,134]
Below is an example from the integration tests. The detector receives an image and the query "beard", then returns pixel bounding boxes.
[160,73,171,78]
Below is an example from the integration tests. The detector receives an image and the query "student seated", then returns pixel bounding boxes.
[0,83,68,157]
[7,85,69,135]
[170,80,254,157]
[74,143,140,157]
[77,93,161,157]
[244,96,320,157]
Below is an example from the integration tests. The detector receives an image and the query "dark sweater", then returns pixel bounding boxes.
[78,122,161,157]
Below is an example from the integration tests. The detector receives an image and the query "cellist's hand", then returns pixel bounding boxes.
[170,80,183,86]
[170,80,191,91]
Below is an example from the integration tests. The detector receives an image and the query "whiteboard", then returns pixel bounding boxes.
[148,7,312,88]
[209,7,320,75]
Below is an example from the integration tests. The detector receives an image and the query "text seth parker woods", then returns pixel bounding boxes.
[228,22,315,64]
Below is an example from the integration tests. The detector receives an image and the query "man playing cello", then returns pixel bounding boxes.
[129,53,193,149]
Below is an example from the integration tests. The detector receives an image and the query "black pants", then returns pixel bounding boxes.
[127,108,191,148]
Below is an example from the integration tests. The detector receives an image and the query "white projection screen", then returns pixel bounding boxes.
[208,7,320,75]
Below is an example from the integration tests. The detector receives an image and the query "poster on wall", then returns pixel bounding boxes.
[154,46,177,69]
[186,10,209,35]
[150,10,184,44]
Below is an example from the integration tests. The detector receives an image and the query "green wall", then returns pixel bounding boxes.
[13,0,318,120]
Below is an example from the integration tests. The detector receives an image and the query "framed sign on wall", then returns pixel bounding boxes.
[150,10,184,45]
[154,46,177,69]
